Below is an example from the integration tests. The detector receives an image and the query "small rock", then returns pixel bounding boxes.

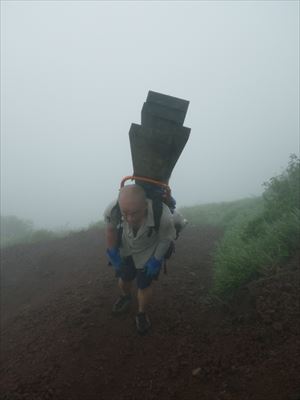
[262,314,272,324]
[223,328,232,336]
[71,343,80,353]
[272,322,283,331]
[290,394,300,400]
[80,307,91,314]
[192,367,202,376]
[283,283,293,291]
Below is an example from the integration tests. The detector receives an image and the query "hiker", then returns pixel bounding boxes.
[104,183,183,335]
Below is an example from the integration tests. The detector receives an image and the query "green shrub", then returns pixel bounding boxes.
[0,215,34,247]
[212,154,300,297]
[213,209,300,296]
[263,154,300,222]
[180,197,263,230]
[0,216,73,248]
[88,220,105,229]
[30,229,58,243]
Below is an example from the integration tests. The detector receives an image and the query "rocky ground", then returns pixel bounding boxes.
[1,226,300,400]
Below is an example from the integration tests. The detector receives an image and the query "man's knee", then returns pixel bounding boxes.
[136,269,158,290]
[116,257,136,282]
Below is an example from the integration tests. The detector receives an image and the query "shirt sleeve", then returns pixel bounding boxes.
[103,200,119,227]
[153,204,176,260]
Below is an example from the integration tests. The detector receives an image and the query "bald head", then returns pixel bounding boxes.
[118,184,147,228]
[119,184,146,203]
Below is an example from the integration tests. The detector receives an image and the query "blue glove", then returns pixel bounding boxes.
[106,248,122,270]
[144,256,162,277]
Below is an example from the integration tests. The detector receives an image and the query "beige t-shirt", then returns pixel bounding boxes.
[104,199,176,269]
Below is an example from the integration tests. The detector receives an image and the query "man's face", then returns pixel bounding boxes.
[119,197,147,228]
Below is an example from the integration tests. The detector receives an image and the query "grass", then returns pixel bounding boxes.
[0,227,72,248]
[180,155,300,297]
[0,216,105,249]
[180,197,263,231]
[212,208,300,296]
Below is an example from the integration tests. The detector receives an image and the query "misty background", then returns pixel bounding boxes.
[1,1,299,230]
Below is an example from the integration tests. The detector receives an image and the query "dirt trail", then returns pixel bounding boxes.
[1,226,299,400]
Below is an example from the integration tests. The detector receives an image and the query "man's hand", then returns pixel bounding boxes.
[144,256,162,277]
[106,247,122,270]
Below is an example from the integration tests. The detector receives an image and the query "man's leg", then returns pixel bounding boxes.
[112,259,136,315]
[119,278,133,297]
[135,270,157,334]
[137,285,152,313]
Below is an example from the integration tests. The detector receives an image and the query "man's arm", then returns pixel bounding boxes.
[103,200,120,249]
[153,205,176,260]
[103,201,123,269]
[105,222,119,249]
[144,205,176,277]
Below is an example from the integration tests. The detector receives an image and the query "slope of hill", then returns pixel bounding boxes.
[1,226,299,400]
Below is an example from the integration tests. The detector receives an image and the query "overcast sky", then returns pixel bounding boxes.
[1,1,299,229]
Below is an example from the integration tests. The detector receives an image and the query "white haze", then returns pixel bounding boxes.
[1,1,299,229]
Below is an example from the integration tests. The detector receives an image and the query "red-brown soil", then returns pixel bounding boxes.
[1,226,299,400]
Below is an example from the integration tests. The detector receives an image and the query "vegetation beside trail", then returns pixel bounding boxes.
[182,155,300,297]
[0,216,71,248]
[181,197,263,231]
[0,216,105,248]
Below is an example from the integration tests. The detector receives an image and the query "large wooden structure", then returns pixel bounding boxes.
[129,91,191,184]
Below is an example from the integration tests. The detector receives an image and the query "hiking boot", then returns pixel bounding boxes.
[135,312,151,335]
[112,294,132,315]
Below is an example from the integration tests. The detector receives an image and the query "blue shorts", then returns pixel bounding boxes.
[116,256,160,290]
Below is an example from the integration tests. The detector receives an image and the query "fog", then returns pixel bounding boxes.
[1,1,299,229]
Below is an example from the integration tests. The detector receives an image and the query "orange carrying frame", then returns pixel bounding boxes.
[120,175,171,198]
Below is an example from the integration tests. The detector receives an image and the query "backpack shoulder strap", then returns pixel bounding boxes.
[110,201,121,223]
[110,201,123,247]
[151,195,163,232]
